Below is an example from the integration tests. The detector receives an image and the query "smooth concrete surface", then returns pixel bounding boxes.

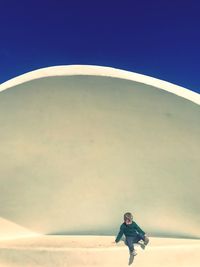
[0,66,199,239]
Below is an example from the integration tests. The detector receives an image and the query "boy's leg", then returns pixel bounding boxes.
[125,236,134,253]
[133,234,142,243]
[135,233,149,249]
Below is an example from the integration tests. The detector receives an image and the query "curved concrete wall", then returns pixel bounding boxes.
[0,66,199,238]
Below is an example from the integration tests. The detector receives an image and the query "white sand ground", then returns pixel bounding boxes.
[0,236,200,267]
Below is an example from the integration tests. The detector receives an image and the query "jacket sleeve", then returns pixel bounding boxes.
[115,225,124,243]
[134,221,145,236]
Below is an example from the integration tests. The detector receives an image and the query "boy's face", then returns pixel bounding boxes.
[125,219,132,225]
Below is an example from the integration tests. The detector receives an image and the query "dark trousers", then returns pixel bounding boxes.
[125,233,145,252]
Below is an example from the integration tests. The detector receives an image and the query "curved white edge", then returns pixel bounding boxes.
[0,65,199,105]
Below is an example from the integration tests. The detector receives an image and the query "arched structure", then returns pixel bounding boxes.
[0,65,199,239]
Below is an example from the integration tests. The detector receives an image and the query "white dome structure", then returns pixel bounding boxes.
[0,65,199,240]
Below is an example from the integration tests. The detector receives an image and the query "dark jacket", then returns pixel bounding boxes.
[115,221,145,243]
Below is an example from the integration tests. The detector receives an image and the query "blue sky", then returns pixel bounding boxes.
[1,0,200,93]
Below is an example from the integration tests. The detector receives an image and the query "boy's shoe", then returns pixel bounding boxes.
[130,250,137,256]
[138,240,146,250]
[144,236,149,246]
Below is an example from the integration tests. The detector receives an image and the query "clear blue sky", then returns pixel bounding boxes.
[1,0,200,93]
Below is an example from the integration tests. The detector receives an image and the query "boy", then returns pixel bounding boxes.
[115,212,149,256]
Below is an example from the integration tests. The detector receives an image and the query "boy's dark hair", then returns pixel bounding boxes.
[124,212,133,222]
